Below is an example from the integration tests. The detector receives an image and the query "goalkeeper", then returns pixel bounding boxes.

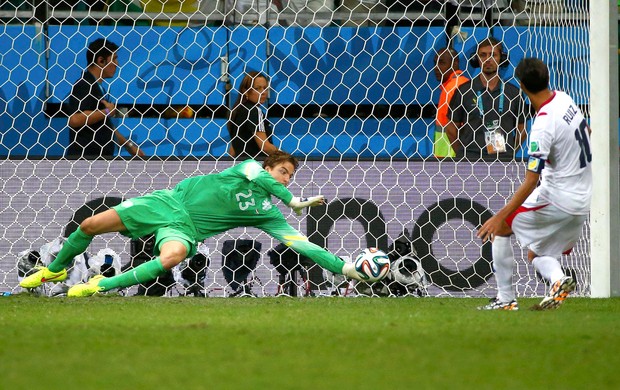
[20,151,368,296]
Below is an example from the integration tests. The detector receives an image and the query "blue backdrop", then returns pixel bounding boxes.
[0,25,592,158]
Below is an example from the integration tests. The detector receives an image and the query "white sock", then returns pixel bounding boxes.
[532,256,564,284]
[492,236,515,302]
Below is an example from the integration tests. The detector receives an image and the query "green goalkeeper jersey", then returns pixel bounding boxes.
[172,159,294,240]
[115,159,345,274]
[175,159,344,273]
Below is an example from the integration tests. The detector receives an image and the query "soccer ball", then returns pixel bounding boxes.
[354,248,391,283]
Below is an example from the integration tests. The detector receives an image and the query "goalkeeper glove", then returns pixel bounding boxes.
[342,262,365,282]
[288,195,325,216]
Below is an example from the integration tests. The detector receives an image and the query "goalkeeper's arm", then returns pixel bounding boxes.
[250,164,325,215]
[288,196,325,216]
[260,220,367,281]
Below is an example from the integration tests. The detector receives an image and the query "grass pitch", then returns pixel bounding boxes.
[1,295,619,390]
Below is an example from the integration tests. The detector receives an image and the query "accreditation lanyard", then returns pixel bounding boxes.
[476,83,504,122]
[97,80,110,103]
[257,108,266,133]
[96,82,111,124]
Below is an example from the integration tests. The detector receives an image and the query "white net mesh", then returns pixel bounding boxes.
[0,0,592,297]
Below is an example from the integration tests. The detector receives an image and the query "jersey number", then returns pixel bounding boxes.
[235,190,255,210]
[574,119,592,168]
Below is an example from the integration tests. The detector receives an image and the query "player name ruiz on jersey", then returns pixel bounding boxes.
[562,104,578,125]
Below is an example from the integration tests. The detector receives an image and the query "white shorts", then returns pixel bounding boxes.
[507,189,587,258]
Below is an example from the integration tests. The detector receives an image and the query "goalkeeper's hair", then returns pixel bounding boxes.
[515,57,549,93]
[263,151,299,171]
[86,38,119,66]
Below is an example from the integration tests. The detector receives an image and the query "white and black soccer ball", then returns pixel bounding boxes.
[389,255,428,292]
[354,248,391,283]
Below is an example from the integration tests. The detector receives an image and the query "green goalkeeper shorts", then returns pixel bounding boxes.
[113,190,197,258]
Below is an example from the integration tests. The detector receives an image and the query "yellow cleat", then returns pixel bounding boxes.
[67,275,106,297]
[19,267,67,289]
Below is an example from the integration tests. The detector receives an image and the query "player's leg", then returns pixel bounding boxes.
[99,240,188,291]
[529,213,586,309]
[20,209,127,288]
[53,209,127,271]
[68,197,197,297]
[480,186,559,311]
[69,238,190,297]
[70,226,195,297]
[530,250,575,310]
[493,235,516,301]
[530,251,565,287]
[479,221,518,310]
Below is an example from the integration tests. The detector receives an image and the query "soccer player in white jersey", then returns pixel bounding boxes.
[477,57,592,311]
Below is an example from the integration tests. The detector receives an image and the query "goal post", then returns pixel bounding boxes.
[589,1,620,298]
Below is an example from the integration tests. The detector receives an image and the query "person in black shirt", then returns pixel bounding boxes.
[66,38,144,158]
[445,38,526,160]
[227,71,279,160]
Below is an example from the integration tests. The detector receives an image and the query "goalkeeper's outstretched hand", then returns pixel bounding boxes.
[288,195,325,216]
[341,261,389,283]
[342,263,365,282]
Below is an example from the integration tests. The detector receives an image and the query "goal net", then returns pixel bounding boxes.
[0,0,592,298]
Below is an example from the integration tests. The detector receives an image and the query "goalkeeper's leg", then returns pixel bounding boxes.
[68,240,188,297]
[68,258,168,296]
[48,227,93,272]
[18,227,93,288]
[56,209,127,270]
[20,209,127,289]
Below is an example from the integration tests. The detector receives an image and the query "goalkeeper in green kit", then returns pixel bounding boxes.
[20,151,369,296]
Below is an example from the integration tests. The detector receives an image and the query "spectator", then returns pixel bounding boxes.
[66,38,144,158]
[445,37,526,160]
[227,71,279,160]
[433,47,469,158]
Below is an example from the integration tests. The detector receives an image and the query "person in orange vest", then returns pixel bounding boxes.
[433,47,469,158]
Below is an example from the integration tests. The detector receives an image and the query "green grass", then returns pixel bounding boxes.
[1,295,619,390]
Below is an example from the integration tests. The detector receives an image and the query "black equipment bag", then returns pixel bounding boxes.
[267,243,313,296]
[267,243,312,275]
[221,239,262,292]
